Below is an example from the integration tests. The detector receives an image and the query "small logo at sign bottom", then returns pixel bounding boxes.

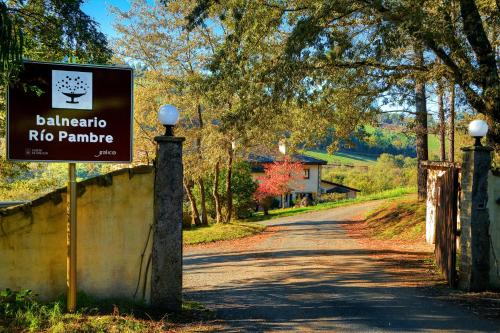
[25,148,48,156]
[95,150,117,158]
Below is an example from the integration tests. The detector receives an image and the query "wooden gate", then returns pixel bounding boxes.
[423,162,460,287]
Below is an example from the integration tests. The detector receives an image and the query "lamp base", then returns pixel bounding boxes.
[164,125,174,136]
[473,136,482,147]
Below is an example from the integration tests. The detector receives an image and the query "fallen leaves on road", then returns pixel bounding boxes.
[184,226,283,251]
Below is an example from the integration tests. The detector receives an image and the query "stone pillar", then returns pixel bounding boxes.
[459,145,493,291]
[151,136,185,312]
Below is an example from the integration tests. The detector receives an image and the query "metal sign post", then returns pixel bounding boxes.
[67,162,77,312]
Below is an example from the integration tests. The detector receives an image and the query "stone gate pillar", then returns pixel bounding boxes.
[151,136,185,312]
[459,145,493,291]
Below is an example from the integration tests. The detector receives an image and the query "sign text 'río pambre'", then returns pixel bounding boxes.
[7,61,133,162]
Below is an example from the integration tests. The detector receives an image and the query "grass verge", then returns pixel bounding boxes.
[245,187,417,223]
[0,289,216,333]
[363,197,426,240]
[184,222,266,245]
[341,196,443,289]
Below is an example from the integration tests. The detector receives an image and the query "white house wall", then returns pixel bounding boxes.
[293,165,321,194]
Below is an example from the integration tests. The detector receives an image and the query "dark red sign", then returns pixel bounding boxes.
[7,61,133,162]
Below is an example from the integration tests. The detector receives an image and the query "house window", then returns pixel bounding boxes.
[303,168,310,179]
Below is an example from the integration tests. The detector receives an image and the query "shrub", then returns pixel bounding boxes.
[202,162,258,219]
[0,289,63,332]
[322,153,417,194]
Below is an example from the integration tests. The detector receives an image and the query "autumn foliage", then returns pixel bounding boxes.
[254,158,304,205]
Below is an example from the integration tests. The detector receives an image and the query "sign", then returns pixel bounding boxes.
[7,61,133,162]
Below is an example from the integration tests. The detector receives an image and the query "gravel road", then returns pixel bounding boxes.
[184,201,500,332]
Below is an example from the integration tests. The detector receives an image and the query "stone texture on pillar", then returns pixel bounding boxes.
[459,145,492,291]
[151,136,185,312]
[488,170,500,287]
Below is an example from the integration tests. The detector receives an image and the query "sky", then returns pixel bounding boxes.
[81,0,131,39]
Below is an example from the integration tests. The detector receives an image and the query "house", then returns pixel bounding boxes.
[248,144,328,207]
[319,180,360,199]
[249,153,327,207]
[248,143,361,207]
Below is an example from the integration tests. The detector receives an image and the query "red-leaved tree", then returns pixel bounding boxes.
[254,157,304,213]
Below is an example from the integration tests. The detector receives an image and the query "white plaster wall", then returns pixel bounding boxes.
[0,168,153,301]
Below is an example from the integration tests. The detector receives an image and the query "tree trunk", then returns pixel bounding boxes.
[438,84,446,161]
[194,102,208,225]
[198,178,208,226]
[448,83,455,163]
[224,145,234,224]
[458,0,500,152]
[212,159,223,224]
[414,45,429,201]
[183,176,201,226]
[485,104,500,153]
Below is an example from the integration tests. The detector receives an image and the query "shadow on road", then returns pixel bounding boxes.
[184,208,499,332]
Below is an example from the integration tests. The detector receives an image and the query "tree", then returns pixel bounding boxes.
[414,45,429,200]
[449,83,456,162]
[0,0,111,79]
[280,0,500,148]
[212,162,257,219]
[438,82,446,161]
[254,158,304,209]
[186,0,432,197]
[187,0,500,198]
[189,0,500,151]
[112,0,225,225]
[1,0,111,133]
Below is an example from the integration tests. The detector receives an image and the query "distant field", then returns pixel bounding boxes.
[366,124,442,158]
[428,134,445,159]
[305,133,441,166]
[303,150,378,165]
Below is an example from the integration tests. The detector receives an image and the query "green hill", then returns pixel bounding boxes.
[303,150,378,165]
[305,127,442,166]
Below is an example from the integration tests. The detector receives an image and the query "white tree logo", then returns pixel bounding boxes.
[55,74,90,104]
[52,70,93,110]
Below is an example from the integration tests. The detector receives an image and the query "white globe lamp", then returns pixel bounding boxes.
[158,104,180,136]
[468,119,489,146]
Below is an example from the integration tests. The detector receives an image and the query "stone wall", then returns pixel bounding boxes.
[0,166,154,301]
[488,169,500,288]
[458,147,492,291]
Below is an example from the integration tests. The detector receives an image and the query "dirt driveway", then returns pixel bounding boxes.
[184,201,500,332]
